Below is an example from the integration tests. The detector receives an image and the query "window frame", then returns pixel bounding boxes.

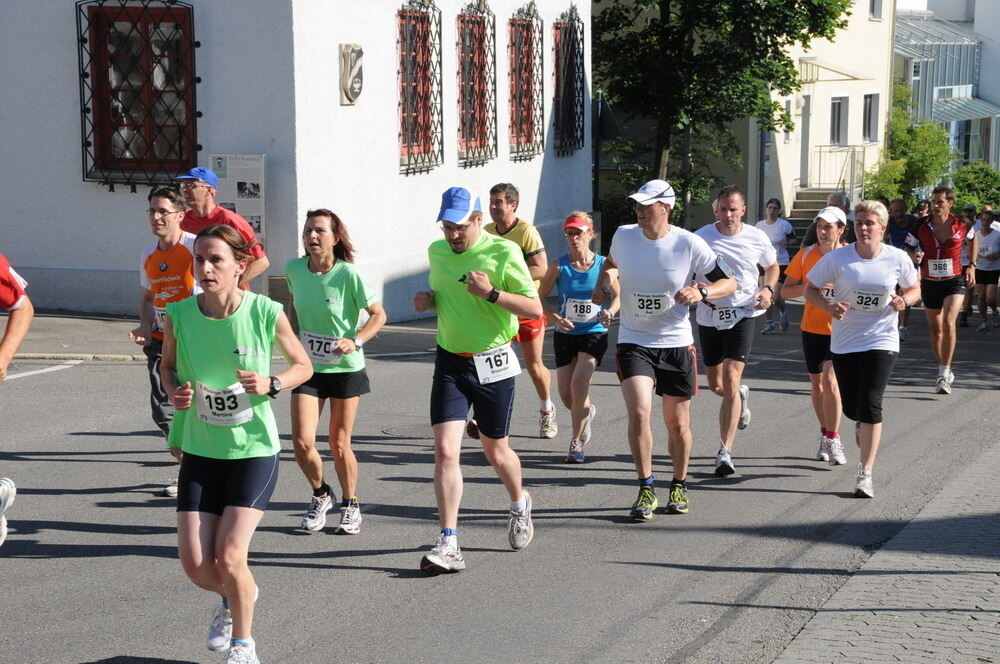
[862,93,879,143]
[552,7,585,157]
[397,1,444,174]
[77,0,198,186]
[508,3,544,160]
[830,96,848,146]
[456,5,497,166]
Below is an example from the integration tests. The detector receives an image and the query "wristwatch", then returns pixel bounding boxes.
[486,288,501,303]
[267,375,282,399]
[353,336,364,349]
[697,286,710,301]
[762,284,774,293]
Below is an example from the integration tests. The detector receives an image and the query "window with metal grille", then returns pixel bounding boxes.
[398,1,443,174]
[508,3,544,160]
[552,7,584,157]
[76,0,198,187]
[457,4,497,167]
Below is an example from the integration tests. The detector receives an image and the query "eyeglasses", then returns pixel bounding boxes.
[563,230,586,237]
[438,222,473,234]
[179,181,206,190]
[147,208,182,218]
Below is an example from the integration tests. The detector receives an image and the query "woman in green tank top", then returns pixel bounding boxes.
[161,225,311,664]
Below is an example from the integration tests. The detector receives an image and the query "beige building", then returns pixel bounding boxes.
[691,0,895,237]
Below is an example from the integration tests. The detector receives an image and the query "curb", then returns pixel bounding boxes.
[16,353,144,362]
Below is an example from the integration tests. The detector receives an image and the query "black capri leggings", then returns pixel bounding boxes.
[830,350,897,424]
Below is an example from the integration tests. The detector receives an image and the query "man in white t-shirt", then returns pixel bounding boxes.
[696,186,779,477]
[593,180,736,520]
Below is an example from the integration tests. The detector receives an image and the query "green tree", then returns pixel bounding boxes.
[594,0,851,223]
[866,81,953,203]
[952,161,1000,209]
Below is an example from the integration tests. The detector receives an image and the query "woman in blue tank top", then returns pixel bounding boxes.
[539,212,617,463]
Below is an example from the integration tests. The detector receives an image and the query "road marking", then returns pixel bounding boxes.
[745,348,801,366]
[368,351,435,358]
[6,359,84,381]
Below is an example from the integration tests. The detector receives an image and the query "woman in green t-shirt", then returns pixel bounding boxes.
[286,209,387,535]
[161,225,311,664]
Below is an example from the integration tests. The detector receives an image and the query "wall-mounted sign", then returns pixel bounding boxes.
[340,44,363,105]
[210,153,268,294]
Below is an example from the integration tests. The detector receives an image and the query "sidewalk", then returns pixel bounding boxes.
[773,440,1000,663]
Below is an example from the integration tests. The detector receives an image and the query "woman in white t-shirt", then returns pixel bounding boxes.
[804,201,920,499]
[756,199,796,334]
[974,210,1000,331]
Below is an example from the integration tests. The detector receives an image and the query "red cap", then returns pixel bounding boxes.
[562,215,593,231]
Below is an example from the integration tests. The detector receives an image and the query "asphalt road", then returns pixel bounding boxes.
[1,311,997,663]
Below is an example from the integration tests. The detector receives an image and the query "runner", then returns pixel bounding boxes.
[695,186,778,476]
[537,212,615,464]
[176,167,269,286]
[129,187,199,498]
[756,198,794,334]
[593,179,736,520]
[958,203,978,327]
[0,252,34,547]
[474,182,556,439]
[886,199,917,341]
[974,210,1000,332]
[287,209,386,534]
[161,225,311,663]
[413,186,539,573]
[903,186,977,394]
[782,207,848,464]
[804,201,919,498]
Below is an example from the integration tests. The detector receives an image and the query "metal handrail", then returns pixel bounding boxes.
[812,144,871,202]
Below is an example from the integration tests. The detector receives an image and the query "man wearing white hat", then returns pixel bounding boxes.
[413,186,541,573]
[594,180,737,521]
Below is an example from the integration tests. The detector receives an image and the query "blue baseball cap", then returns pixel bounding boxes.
[437,186,481,224]
[176,167,219,188]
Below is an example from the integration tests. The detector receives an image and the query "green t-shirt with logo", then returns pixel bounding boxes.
[165,291,281,459]
[428,232,537,354]
[285,257,377,373]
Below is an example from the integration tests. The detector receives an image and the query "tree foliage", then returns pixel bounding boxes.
[866,81,954,203]
[952,161,1000,209]
[593,0,852,223]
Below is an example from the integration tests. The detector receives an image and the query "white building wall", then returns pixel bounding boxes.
[0,0,591,320]
[973,0,1000,108]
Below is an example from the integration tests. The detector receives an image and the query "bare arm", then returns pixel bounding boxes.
[0,295,34,381]
[466,270,542,318]
[244,255,270,282]
[336,301,388,354]
[129,288,155,346]
[592,255,619,305]
[755,262,780,309]
[804,282,848,320]
[525,250,548,282]
[781,276,805,300]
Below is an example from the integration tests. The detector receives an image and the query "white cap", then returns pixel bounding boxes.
[815,206,847,226]
[627,179,676,207]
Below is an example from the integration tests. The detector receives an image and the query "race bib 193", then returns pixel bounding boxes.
[927,258,953,278]
[631,292,669,319]
[564,297,598,323]
[473,343,521,385]
[196,381,253,427]
[300,330,343,365]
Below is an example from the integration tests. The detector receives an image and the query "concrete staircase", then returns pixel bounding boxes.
[786,188,836,253]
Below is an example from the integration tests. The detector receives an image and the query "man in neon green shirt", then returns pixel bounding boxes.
[413,186,541,574]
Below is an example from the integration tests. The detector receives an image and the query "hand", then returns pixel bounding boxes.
[889,294,908,312]
[592,284,614,306]
[465,271,493,298]
[0,356,10,382]
[168,446,183,462]
[913,251,924,265]
[755,290,773,311]
[554,315,575,332]
[413,290,434,312]
[129,326,152,346]
[334,337,357,354]
[597,309,615,325]
[965,265,977,288]
[172,381,194,409]
[675,286,701,306]
[828,301,849,320]
[236,370,269,395]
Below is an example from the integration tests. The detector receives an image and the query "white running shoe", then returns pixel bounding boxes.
[737,384,751,430]
[207,602,233,652]
[334,503,362,535]
[539,411,558,439]
[300,493,334,532]
[935,375,951,395]
[226,640,260,664]
[816,436,830,462]
[854,465,874,498]
[163,479,179,498]
[420,535,466,574]
[580,403,597,445]
[0,478,16,547]
[714,448,736,477]
[828,437,847,466]
[508,491,534,550]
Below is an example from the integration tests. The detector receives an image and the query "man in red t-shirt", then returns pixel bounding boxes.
[904,186,977,395]
[175,167,269,285]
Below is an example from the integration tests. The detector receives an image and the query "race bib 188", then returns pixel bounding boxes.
[564,297,598,323]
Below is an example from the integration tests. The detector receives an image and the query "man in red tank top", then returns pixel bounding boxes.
[904,186,977,394]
